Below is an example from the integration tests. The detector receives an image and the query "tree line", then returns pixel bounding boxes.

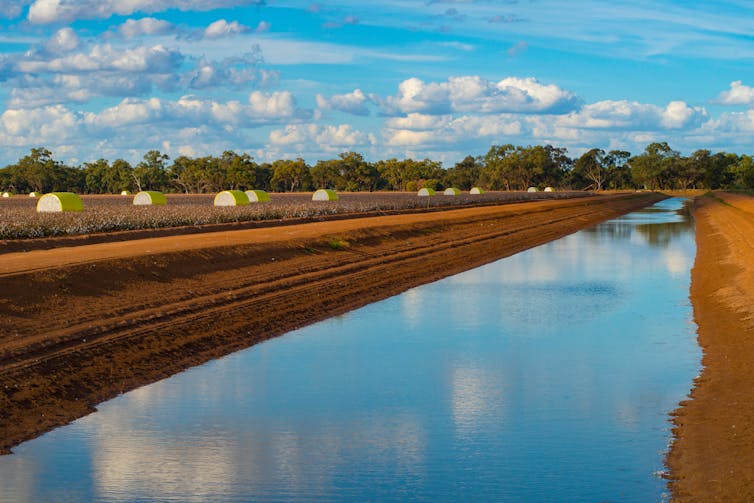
[1,142,753,195]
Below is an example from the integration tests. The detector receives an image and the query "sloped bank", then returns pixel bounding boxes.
[0,192,663,455]
[668,192,754,501]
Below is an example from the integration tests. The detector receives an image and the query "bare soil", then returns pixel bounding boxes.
[668,191,754,501]
[0,192,662,455]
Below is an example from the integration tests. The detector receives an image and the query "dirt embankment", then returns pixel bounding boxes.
[668,192,754,501]
[0,192,663,455]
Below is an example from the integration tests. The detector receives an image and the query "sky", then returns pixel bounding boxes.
[1,0,754,167]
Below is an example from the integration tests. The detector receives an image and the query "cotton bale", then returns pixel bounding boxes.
[2,192,11,198]
[527,187,539,193]
[312,189,339,201]
[443,187,461,196]
[121,190,131,196]
[36,192,83,213]
[214,190,250,206]
[417,188,436,196]
[470,187,484,195]
[544,187,554,192]
[29,191,40,198]
[133,191,167,205]
[245,189,271,203]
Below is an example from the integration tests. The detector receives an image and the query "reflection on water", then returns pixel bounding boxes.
[0,198,700,502]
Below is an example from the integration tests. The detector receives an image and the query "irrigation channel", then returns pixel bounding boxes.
[0,198,700,502]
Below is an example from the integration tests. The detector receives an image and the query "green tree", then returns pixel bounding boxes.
[270,158,312,192]
[443,155,481,190]
[133,150,170,192]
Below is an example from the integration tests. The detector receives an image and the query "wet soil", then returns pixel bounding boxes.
[668,191,754,501]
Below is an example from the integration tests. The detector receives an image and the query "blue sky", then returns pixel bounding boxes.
[1,0,754,166]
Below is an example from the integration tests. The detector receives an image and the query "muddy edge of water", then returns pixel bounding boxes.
[0,193,663,455]
[668,192,754,502]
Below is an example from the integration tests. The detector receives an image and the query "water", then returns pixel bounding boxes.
[0,198,700,502]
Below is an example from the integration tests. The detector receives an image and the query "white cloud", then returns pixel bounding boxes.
[385,113,524,146]
[379,76,580,116]
[714,80,754,106]
[118,18,174,39]
[269,124,374,149]
[43,27,80,54]
[255,21,271,33]
[555,99,707,131]
[27,0,265,24]
[316,89,371,116]
[204,19,248,39]
[0,105,82,145]
[18,43,183,74]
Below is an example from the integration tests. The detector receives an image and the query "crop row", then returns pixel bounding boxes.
[0,191,590,240]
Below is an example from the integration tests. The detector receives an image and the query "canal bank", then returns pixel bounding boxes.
[0,193,664,455]
[0,196,699,501]
[668,191,754,501]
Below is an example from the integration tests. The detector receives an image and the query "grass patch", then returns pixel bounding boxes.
[327,239,351,250]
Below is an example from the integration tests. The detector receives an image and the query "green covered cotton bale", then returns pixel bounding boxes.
[417,188,436,196]
[245,189,271,203]
[36,192,83,213]
[443,187,461,196]
[121,190,131,196]
[527,187,539,193]
[544,187,554,192]
[470,187,484,195]
[312,189,339,201]
[29,191,40,198]
[133,191,167,205]
[214,190,250,206]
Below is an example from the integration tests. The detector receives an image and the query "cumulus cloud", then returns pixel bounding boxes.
[42,27,80,54]
[187,52,278,90]
[714,80,754,106]
[118,18,174,39]
[379,76,580,116]
[18,43,183,74]
[269,124,374,149]
[204,19,249,39]
[556,99,707,131]
[385,113,524,146]
[0,105,82,146]
[316,89,371,116]
[27,0,265,24]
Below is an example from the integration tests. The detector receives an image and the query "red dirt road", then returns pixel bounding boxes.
[0,192,662,455]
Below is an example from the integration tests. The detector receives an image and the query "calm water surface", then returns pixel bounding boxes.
[0,198,700,502]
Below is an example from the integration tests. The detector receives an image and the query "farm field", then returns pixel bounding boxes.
[0,192,660,455]
[0,190,590,243]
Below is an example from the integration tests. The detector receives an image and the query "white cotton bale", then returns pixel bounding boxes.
[417,188,436,196]
[214,190,250,206]
[312,189,339,201]
[133,191,167,205]
[527,187,539,193]
[544,187,554,192]
[36,192,83,213]
[470,187,484,195]
[245,189,271,203]
[443,187,461,196]
[1,192,11,198]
